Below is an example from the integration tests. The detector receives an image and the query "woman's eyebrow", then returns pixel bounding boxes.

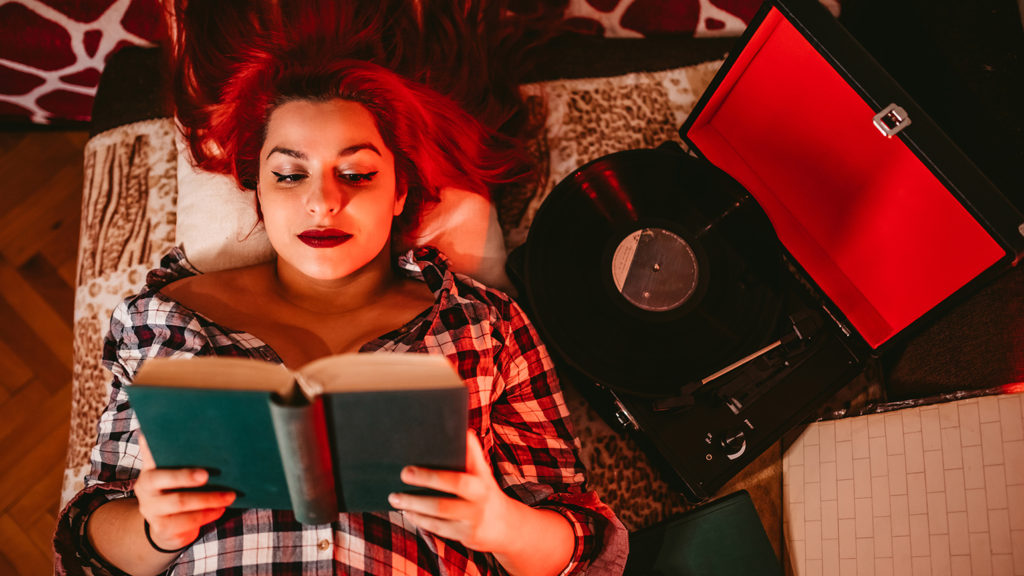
[265,143,381,160]
[266,146,305,160]
[338,143,381,157]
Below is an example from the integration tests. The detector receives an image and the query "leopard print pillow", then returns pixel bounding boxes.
[63,118,178,506]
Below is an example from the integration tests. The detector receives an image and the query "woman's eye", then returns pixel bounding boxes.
[338,171,378,184]
[271,171,307,184]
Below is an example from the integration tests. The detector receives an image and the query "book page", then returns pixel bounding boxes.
[134,356,296,396]
[297,353,464,397]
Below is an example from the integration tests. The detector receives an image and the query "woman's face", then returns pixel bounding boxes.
[258,99,405,281]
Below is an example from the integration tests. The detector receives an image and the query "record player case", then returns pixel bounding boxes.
[680,0,1024,354]
[658,0,1024,499]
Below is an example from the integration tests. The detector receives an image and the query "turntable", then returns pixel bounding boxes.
[509,0,1024,502]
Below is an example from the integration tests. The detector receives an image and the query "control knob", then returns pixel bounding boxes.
[720,429,747,460]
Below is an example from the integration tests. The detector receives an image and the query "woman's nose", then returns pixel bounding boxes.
[306,175,345,215]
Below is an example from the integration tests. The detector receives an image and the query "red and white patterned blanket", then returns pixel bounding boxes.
[0,0,165,124]
[0,0,844,125]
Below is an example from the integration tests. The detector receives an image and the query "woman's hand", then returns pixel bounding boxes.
[134,433,236,551]
[388,431,514,552]
[388,431,575,576]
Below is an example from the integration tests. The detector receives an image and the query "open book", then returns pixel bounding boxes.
[128,353,468,524]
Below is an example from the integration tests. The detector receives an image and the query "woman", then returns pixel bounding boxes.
[54,54,627,575]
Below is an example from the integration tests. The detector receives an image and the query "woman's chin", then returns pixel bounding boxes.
[274,253,355,282]
[272,237,392,283]
[298,263,360,282]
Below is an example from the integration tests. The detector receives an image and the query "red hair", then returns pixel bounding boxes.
[169,0,566,228]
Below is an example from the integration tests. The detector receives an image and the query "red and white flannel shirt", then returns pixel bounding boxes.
[54,246,628,575]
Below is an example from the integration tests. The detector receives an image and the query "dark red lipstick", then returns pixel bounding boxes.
[298,228,352,248]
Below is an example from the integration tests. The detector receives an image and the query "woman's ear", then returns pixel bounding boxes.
[254,183,264,222]
[394,188,408,217]
[393,172,408,216]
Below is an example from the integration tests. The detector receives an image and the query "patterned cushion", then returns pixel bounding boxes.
[65,117,178,504]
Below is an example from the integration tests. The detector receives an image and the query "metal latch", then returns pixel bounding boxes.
[873,103,911,137]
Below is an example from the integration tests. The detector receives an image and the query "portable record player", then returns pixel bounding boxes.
[511,0,1024,503]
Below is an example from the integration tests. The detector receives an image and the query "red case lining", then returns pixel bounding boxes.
[685,7,1005,348]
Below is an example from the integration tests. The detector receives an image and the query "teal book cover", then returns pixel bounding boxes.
[128,353,467,524]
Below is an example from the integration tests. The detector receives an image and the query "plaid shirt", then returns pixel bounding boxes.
[54,247,627,575]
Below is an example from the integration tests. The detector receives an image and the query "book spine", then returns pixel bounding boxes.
[268,395,339,524]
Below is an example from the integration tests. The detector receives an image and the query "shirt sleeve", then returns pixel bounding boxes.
[487,298,629,576]
[53,295,210,576]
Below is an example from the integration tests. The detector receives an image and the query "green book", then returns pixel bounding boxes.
[128,353,467,524]
[625,490,782,576]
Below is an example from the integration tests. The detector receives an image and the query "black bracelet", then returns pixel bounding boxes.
[143,519,191,554]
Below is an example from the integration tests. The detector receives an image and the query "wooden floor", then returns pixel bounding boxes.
[0,129,88,575]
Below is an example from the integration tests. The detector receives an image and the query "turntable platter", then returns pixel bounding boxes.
[520,147,787,397]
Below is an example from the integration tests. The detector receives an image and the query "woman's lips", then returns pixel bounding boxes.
[298,229,352,248]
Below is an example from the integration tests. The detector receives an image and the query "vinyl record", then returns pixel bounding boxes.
[521,147,786,398]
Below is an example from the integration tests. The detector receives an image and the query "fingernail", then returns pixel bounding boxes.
[388,493,401,506]
[192,469,207,482]
[400,467,415,481]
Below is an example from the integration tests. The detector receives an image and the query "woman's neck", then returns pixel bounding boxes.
[272,246,399,315]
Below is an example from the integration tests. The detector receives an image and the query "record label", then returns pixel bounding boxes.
[611,227,699,312]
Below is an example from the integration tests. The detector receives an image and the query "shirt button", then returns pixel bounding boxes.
[318,539,330,551]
